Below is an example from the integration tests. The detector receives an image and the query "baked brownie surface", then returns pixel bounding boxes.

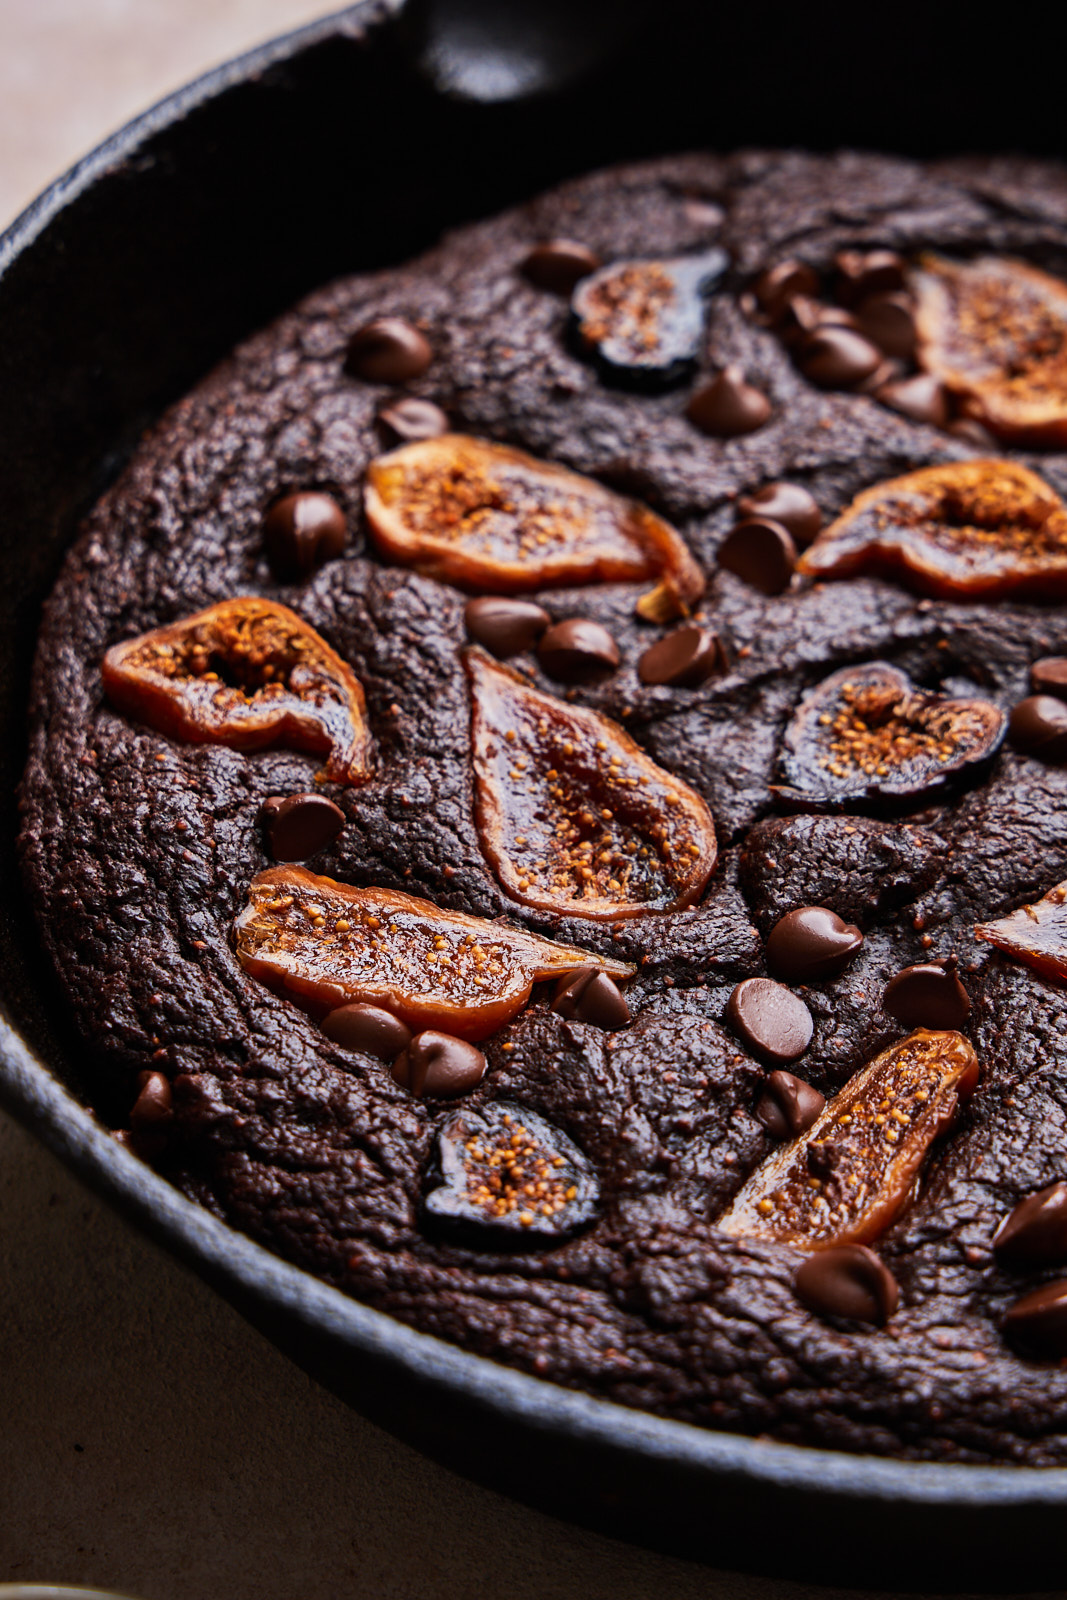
[21,149,1067,1463]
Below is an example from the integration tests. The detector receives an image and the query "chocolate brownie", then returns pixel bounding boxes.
[21,149,1067,1463]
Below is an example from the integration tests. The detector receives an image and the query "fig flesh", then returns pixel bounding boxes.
[975,878,1067,985]
[571,251,728,389]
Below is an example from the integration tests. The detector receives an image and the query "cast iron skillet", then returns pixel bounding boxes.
[3,2,1067,1587]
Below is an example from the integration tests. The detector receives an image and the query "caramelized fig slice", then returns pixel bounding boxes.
[364,434,704,623]
[798,460,1067,601]
[571,250,728,389]
[102,598,372,785]
[975,878,1067,985]
[718,1029,979,1248]
[236,866,634,1043]
[466,650,717,920]
[775,660,1006,811]
[912,254,1067,447]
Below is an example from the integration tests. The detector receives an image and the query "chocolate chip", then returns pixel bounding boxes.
[1002,1279,1067,1358]
[834,249,907,304]
[537,619,620,682]
[737,482,822,546]
[131,1070,173,1127]
[717,518,796,595]
[994,1181,1067,1268]
[551,967,631,1029]
[345,317,432,383]
[727,978,813,1065]
[753,259,820,320]
[882,962,971,1029]
[392,1031,487,1098]
[686,365,771,437]
[875,373,950,427]
[766,906,864,982]
[464,597,550,658]
[377,397,449,444]
[522,239,601,295]
[638,624,723,687]
[322,1003,412,1060]
[949,417,998,447]
[756,1069,826,1139]
[799,327,883,389]
[794,1244,899,1325]
[854,291,917,360]
[1009,695,1067,761]
[261,793,345,861]
[263,491,347,580]
[1031,657,1067,700]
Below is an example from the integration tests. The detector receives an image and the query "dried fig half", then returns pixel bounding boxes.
[364,434,704,623]
[102,598,372,784]
[571,250,728,389]
[975,878,1067,985]
[912,254,1067,447]
[798,460,1067,602]
[718,1029,979,1249]
[235,866,634,1043]
[775,660,1006,811]
[466,650,718,920]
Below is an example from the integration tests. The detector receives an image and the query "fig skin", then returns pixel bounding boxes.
[570,250,728,390]
[976,878,1067,987]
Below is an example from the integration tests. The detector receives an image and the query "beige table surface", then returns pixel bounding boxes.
[0,5,1063,1597]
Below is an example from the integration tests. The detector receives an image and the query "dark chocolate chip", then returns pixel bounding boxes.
[537,618,620,682]
[571,251,727,389]
[994,1182,1067,1268]
[638,624,723,687]
[686,365,771,437]
[322,1003,412,1061]
[766,906,863,982]
[345,317,433,383]
[875,373,950,427]
[263,491,347,580]
[551,967,631,1029]
[799,327,883,389]
[522,239,601,295]
[854,291,917,361]
[834,249,907,303]
[392,1031,487,1098]
[949,417,998,447]
[131,1070,173,1127]
[737,482,822,546]
[774,295,826,345]
[464,597,550,658]
[1009,695,1067,761]
[1032,657,1067,700]
[794,1245,899,1325]
[377,397,449,443]
[727,978,813,1065]
[1002,1279,1067,1358]
[717,518,796,595]
[882,962,971,1029]
[756,1070,826,1139]
[261,793,345,861]
[753,259,820,320]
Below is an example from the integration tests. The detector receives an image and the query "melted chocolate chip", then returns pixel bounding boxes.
[854,291,918,361]
[755,1070,826,1139]
[1009,695,1067,761]
[717,518,796,595]
[638,624,723,688]
[686,365,771,437]
[794,1245,899,1325]
[737,482,822,546]
[799,326,883,389]
[322,1003,412,1060]
[263,492,347,580]
[392,1031,487,1098]
[834,249,907,303]
[994,1182,1067,1268]
[551,967,631,1029]
[727,978,813,1065]
[1031,657,1067,700]
[522,239,601,295]
[537,618,620,682]
[766,906,863,982]
[464,597,550,658]
[876,373,950,427]
[753,259,820,320]
[260,793,345,861]
[377,397,449,444]
[1002,1280,1067,1358]
[345,318,433,383]
[882,962,971,1029]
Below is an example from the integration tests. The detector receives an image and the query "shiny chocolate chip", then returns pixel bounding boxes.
[766,906,863,983]
[263,491,347,580]
[638,624,723,688]
[551,967,631,1029]
[464,597,550,658]
[854,291,917,361]
[834,249,907,304]
[1002,1279,1067,1358]
[717,518,796,595]
[949,417,998,447]
[794,1244,899,1325]
[322,1002,412,1061]
[1009,695,1067,761]
[876,373,950,427]
[131,1070,173,1128]
[537,618,620,682]
[727,978,813,1065]
[392,1030,487,1098]
[522,238,602,295]
[345,317,433,383]
[377,397,449,444]
[1031,657,1067,700]
[686,366,771,438]
[994,1182,1067,1268]
[737,482,822,546]
[755,1069,826,1139]
[882,962,971,1029]
[799,327,884,389]
[261,793,345,861]
[753,259,820,321]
